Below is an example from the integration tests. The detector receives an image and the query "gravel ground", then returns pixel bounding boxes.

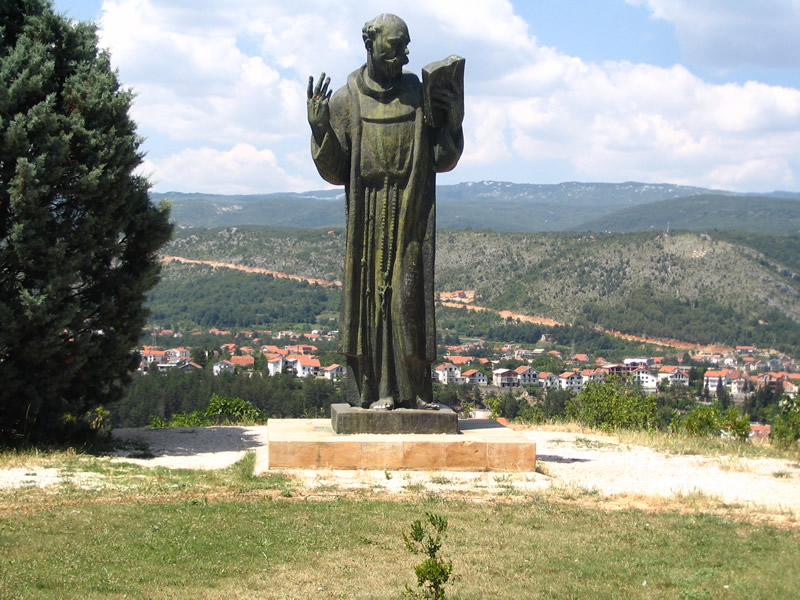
[3,425,799,518]
[527,430,800,511]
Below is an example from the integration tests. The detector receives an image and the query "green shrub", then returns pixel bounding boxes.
[483,396,502,419]
[718,407,751,441]
[679,405,751,441]
[403,513,453,600]
[566,376,657,431]
[147,416,168,429]
[167,411,210,428]
[147,394,264,428]
[771,396,800,448]
[682,406,722,437]
[517,403,546,424]
[205,394,264,424]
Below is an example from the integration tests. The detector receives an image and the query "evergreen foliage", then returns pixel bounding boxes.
[113,369,343,428]
[0,1,172,443]
[147,262,339,330]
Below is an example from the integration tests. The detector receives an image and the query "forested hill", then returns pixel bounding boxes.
[152,181,774,232]
[160,227,800,354]
[573,194,800,233]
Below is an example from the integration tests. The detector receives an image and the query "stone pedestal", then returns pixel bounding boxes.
[265,418,536,471]
[330,403,459,435]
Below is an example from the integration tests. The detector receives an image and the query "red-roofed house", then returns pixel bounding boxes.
[230,355,255,369]
[141,347,167,366]
[580,369,605,385]
[703,369,732,394]
[514,365,538,385]
[657,365,689,387]
[461,369,488,386]
[493,369,518,387]
[261,345,289,356]
[435,363,461,384]
[322,364,345,380]
[445,355,474,366]
[286,355,321,378]
[285,344,317,355]
[165,347,191,361]
[538,372,559,389]
[559,371,583,392]
[266,354,284,377]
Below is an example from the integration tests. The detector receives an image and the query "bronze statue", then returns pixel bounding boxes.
[308,13,464,410]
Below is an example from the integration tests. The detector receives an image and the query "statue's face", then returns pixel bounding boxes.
[370,20,409,82]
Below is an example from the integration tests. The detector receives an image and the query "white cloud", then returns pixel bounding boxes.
[141,144,317,194]
[629,0,800,69]
[92,0,800,194]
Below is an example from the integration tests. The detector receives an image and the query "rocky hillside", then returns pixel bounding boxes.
[161,227,800,352]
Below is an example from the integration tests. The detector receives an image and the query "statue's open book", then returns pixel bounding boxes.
[422,55,465,128]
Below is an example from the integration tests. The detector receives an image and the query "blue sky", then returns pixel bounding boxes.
[53,0,800,194]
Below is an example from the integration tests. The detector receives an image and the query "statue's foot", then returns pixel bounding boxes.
[370,397,395,411]
[415,397,439,410]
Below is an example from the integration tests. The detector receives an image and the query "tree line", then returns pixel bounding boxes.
[113,368,343,428]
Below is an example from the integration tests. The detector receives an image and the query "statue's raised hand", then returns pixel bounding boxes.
[307,72,332,145]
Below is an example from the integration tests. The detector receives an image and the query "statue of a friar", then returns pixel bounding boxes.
[307,13,464,411]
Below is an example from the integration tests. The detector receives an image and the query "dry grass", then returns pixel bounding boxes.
[511,421,800,462]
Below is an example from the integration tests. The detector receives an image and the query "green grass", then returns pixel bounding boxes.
[2,491,798,599]
[1,452,798,599]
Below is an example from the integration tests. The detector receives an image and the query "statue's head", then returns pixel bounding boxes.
[362,13,409,83]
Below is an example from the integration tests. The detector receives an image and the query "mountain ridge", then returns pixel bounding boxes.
[153,181,800,233]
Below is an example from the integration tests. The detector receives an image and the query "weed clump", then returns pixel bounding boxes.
[403,512,453,600]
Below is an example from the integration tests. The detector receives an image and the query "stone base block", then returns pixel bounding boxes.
[265,418,536,471]
[330,403,459,435]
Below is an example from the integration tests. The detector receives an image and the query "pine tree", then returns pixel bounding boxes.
[1,0,172,443]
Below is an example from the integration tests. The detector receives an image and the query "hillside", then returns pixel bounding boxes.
[154,181,740,232]
[574,194,800,233]
[159,227,800,353]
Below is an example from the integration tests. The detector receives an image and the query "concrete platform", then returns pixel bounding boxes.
[266,418,536,471]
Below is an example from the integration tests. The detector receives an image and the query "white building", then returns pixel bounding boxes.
[630,368,658,393]
[559,371,583,392]
[461,369,488,386]
[514,366,539,386]
[435,363,461,385]
[322,364,345,380]
[538,371,559,389]
[212,360,235,376]
[282,355,320,378]
[657,366,689,387]
[493,369,519,387]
